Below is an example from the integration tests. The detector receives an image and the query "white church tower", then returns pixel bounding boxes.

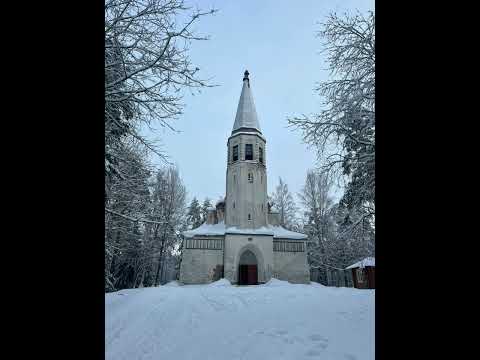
[225,70,268,229]
[180,70,310,285]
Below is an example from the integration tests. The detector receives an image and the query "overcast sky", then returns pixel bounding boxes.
[144,0,374,208]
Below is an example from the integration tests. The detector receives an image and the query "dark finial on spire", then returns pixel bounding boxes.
[243,70,249,81]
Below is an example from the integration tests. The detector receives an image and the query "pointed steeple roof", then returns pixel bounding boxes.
[232,70,262,134]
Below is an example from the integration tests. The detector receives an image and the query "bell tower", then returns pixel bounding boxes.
[225,70,268,229]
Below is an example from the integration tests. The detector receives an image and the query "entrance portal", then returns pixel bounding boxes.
[238,250,258,285]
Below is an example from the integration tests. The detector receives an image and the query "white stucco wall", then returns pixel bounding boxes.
[223,234,274,284]
[226,133,267,229]
[273,241,310,284]
[179,243,224,284]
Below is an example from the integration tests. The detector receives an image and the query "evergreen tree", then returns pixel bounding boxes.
[201,198,213,223]
[186,197,203,229]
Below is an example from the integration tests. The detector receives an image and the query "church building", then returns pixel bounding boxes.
[179,70,310,285]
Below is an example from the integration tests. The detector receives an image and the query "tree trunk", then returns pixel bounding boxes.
[154,234,167,285]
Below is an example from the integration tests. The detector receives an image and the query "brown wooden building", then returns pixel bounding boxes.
[346,257,375,289]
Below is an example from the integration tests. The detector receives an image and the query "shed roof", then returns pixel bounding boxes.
[346,257,375,269]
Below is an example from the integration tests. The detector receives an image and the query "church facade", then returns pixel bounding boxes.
[179,71,310,285]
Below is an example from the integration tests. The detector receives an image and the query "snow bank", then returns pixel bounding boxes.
[164,281,180,287]
[208,278,231,287]
[264,278,291,287]
[106,280,374,360]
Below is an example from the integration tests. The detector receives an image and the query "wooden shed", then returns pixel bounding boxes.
[346,257,375,289]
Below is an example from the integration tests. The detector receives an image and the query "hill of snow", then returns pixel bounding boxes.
[105,281,374,360]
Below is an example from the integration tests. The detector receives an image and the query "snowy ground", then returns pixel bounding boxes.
[105,279,374,360]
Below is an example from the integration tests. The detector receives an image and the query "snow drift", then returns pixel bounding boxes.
[263,278,291,287]
[208,278,231,287]
[106,282,374,360]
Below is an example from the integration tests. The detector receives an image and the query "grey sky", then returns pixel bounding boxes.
[144,0,374,208]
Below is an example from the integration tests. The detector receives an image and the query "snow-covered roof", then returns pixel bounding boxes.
[207,206,215,211]
[232,71,261,133]
[346,257,375,269]
[182,222,307,240]
[183,221,226,238]
[270,225,308,240]
[226,226,274,236]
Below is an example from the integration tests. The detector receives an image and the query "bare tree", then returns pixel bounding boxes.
[104,0,214,291]
[105,142,152,290]
[299,170,336,282]
[271,177,298,230]
[105,0,216,187]
[148,166,186,286]
[288,11,375,233]
[299,171,335,250]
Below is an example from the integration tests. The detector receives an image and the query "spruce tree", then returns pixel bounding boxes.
[201,198,212,223]
[186,197,202,229]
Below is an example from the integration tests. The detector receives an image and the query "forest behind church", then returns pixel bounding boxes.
[104,0,374,291]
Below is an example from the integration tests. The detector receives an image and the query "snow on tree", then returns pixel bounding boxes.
[299,170,336,282]
[104,0,216,291]
[201,197,213,223]
[271,177,298,231]
[186,197,203,229]
[105,0,216,164]
[148,166,187,286]
[105,0,216,200]
[105,143,152,291]
[289,10,375,241]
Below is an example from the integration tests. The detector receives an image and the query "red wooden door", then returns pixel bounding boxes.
[247,265,258,285]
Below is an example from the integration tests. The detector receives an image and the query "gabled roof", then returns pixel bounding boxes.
[232,70,261,134]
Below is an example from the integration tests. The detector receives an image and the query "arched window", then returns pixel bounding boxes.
[245,144,253,160]
[232,145,239,162]
[259,147,263,164]
[248,213,251,221]
[248,173,253,183]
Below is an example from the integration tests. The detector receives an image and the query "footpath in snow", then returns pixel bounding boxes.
[105,279,374,360]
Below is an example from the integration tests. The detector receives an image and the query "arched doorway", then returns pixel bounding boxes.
[238,250,258,285]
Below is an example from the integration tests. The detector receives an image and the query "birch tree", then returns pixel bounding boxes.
[148,166,186,286]
[105,142,152,291]
[105,0,216,190]
[299,170,337,282]
[271,177,298,230]
[104,0,214,290]
[289,11,375,237]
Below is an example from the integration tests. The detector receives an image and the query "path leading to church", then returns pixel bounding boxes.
[105,279,374,360]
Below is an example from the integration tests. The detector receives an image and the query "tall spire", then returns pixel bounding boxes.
[232,69,261,134]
